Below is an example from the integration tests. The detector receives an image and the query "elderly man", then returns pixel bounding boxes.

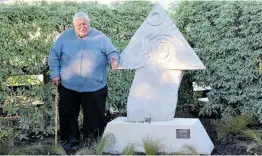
[48,12,120,150]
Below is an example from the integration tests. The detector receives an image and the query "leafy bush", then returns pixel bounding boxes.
[0,1,195,140]
[1,139,66,155]
[0,1,153,139]
[0,127,14,155]
[171,1,262,120]
[0,125,14,144]
[216,115,254,139]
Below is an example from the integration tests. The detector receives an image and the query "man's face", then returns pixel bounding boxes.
[73,18,89,38]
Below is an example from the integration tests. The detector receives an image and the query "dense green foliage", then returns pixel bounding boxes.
[0,1,154,139]
[4,0,261,141]
[0,1,195,140]
[171,1,262,120]
[216,115,254,139]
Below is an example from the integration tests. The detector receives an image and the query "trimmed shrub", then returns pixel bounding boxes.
[171,1,262,120]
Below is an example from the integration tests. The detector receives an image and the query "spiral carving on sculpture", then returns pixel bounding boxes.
[131,33,155,69]
[142,32,184,65]
[147,12,165,26]
[150,35,173,62]
[133,16,187,69]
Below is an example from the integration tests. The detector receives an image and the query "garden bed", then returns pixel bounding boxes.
[2,109,261,155]
[178,110,262,155]
[202,118,249,155]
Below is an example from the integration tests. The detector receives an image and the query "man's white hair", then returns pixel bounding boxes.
[73,12,90,22]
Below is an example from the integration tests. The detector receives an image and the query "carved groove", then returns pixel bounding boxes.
[147,12,165,26]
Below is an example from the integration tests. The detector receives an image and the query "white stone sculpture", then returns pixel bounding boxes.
[104,117,214,154]
[103,3,214,154]
[119,3,205,122]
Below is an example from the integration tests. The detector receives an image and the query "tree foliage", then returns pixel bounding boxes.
[0,1,154,139]
[171,1,262,120]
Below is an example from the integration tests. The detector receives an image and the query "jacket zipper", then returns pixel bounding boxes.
[79,38,83,89]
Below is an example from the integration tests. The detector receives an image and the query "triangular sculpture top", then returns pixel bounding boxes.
[119,3,206,70]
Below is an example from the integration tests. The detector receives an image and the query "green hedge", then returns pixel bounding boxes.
[0,1,195,139]
[0,1,153,139]
[171,1,262,120]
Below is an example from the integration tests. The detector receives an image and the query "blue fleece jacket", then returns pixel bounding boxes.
[48,28,120,92]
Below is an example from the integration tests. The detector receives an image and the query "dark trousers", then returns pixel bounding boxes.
[58,85,107,141]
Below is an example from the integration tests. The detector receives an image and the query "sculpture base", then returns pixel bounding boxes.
[103,117,214,154]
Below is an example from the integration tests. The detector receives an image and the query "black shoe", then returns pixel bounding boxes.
[62,138,79,151]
